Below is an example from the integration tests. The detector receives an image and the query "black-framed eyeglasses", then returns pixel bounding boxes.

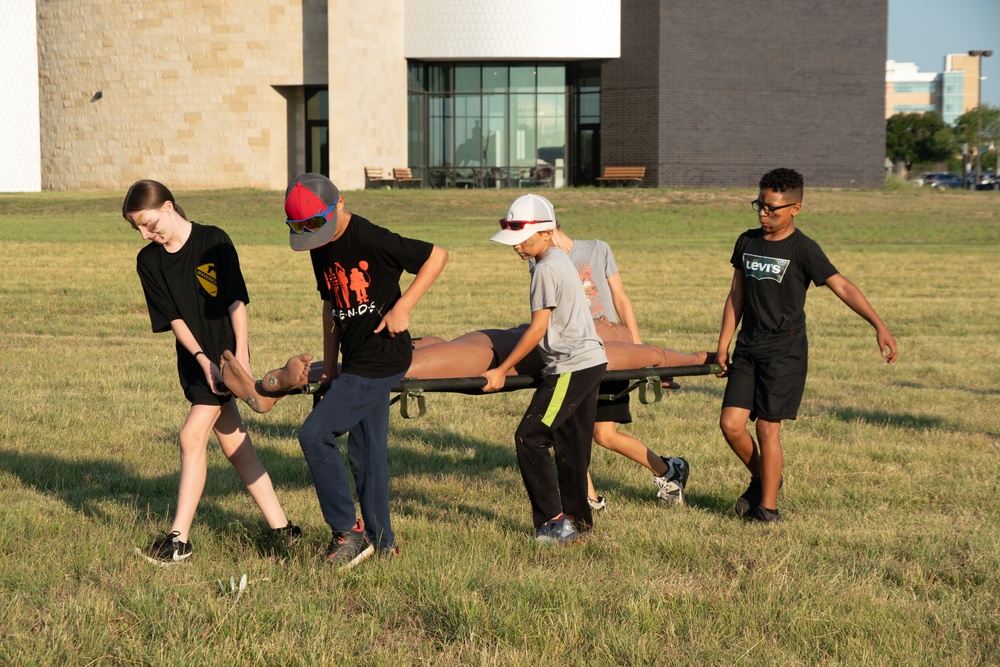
[751,199,798,216]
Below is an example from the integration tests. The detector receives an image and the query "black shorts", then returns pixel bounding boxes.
[722,332,808,421]
[182,378,233,406]
[596,380,632,424]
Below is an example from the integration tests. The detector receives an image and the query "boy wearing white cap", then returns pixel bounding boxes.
[283,173,448,569]
[482,194,608,545]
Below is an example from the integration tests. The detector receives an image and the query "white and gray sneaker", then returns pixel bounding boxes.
[652,457,689,506]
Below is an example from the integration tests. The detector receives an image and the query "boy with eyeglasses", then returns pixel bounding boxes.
[716,167,898,523]
[283,173,448,569]
[482,194,608,545]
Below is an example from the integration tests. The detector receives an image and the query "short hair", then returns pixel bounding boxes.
[122,179,187,221]
[759,168,803,201]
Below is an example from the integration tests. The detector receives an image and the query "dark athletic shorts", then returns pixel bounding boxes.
[721,332,808,421]
[183,379,233,406]
[596,380,632,424]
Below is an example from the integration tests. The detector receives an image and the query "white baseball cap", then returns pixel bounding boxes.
[490,194,557,245]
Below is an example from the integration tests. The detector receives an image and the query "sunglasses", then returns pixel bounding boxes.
[286,202,336,234]
[497,219,552,231]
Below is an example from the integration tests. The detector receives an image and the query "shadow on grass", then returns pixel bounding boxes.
[0,446,313,534]
[894,379,1000,396]
[825,406,944,430]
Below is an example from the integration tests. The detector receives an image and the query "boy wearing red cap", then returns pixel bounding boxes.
[284,173,448,569]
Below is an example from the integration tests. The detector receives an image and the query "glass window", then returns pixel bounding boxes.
[306,89,327,120]
[509,93,536,165]
[510,65,536,93]
[408,63,425,92]
[483,65,508,93]
[455,66,481,94]
[537,66,564,93]
[484,94,506,167]
[428,96,454,167]
[455,95,483,166]
[428,65,452,94]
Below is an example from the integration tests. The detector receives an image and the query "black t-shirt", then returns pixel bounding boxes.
[729,227,837,347]
[136,222,250,387]
[309,214,433,378]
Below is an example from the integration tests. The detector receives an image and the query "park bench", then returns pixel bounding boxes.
[595,166,646,186]
[393,167,422,188]
[364,166,394,189]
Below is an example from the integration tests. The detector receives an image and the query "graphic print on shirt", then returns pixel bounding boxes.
[196,263,218,297]
[575,259,606,319]
[742,253,790,283]
[323,259,381,319]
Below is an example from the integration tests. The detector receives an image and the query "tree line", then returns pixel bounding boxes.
[886,105,1000,173]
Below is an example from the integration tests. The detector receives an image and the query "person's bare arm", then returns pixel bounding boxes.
[716,269,744,374]
[824,273,899,363]
[170,319,225,393]
[482,308,551,392]
[227,300,251,375]
[375,245,449,336]
[607,271,641,344]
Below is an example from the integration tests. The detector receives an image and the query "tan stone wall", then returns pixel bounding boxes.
[37,0,329,191]
[328,2,407,191]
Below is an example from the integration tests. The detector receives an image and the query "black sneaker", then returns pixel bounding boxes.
[135,531,193,566]
[652,457,689,506]
[748,506,783,523]
[734,478,762,517]
[734,476,783,517]
[324,519,374,571]
[534,514,580,546]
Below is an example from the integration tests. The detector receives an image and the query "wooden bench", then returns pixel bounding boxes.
[364,166,394,189]
[595,166,646,186]
[393,167,422,188]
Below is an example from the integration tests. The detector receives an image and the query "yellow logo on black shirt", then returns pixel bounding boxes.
[197,263,218,297]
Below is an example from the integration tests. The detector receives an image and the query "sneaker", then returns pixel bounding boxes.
[734,476,783,517]
[324,519,375,571]
[588,495,607,512]
[652,457,689,506]
[135,530,193,566]
[534,514,580,546]
[747,505,783,523]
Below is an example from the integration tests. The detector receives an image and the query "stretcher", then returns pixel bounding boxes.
[294,363,723,419]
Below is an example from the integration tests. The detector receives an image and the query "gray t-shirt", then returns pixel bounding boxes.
[566,239,619,323]
[530,247,608,375]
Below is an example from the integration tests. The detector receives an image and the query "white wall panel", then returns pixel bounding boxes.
[405,0,619,60]
[1,0,42,192]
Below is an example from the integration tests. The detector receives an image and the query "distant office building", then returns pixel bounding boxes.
[3,0,887,192]
[885,54,983,125]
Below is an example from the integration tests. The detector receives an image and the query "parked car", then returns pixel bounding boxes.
[917,172,964,189]
[967,172,999,190]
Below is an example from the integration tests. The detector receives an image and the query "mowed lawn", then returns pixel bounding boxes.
[1,184,998,665]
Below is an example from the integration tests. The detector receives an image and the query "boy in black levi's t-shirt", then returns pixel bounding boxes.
[715,168,899,524]
[283,173,448,570]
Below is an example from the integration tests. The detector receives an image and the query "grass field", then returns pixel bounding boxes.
[1,184,998,665]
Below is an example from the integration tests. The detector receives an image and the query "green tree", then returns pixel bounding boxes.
[953,104,1000,170]
[886,112,957,168]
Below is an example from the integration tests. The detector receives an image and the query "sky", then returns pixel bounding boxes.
[888,0,1000,108]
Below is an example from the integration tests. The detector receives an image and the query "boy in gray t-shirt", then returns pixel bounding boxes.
[483,194,608,546]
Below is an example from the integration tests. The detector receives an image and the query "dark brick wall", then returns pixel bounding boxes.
[602,1,888,188]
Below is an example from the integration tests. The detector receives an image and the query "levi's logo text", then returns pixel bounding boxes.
[323,259,383,320]
[196,263,218,297]
[742,253,789,283]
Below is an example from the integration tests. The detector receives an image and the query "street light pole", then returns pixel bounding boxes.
[968,50,993,188]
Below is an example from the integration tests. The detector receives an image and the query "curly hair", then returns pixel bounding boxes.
[759,168,803,200]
